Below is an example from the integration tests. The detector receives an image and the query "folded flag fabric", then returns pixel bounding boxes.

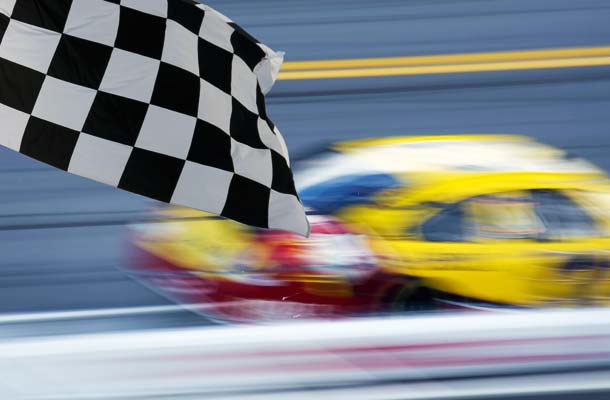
[0,0,309,236]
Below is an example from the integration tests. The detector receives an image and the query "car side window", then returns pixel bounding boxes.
[421,206,465,242]
[531,190,597,239]
[420,191,544,243]
[462,192,543,241]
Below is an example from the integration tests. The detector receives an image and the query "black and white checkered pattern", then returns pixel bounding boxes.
[0,0,309,236]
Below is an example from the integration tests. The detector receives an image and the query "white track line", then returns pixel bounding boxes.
[0,303,224,324]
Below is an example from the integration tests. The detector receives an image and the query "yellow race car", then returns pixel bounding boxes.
[127,135,610,320]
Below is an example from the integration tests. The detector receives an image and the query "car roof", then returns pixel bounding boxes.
[295,135,602,190]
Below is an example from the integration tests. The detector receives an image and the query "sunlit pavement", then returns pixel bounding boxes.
[2,309,610,399]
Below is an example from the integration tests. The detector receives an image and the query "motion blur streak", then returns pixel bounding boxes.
[2,0,610,399]
[1,309,610,399]
[281,46,610,70]
[279,46,610,79]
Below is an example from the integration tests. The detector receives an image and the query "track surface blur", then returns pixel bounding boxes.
[0,0,609,337]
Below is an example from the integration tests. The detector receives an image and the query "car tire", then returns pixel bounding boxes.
[388,281,436,313]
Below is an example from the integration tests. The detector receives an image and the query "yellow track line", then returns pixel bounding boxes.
[281,46,610,70]
[278,46,610,80]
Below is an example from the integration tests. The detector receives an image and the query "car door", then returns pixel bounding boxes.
[526,189,610,305]
[382,189,607,306]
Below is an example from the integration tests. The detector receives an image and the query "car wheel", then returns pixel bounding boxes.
[388,281,436,313]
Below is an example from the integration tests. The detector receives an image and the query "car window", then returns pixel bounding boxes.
[420,191,544,242]
[419,190,599,243]
[421,206,465,242]
[463,192,544,241]
[531,190,598,239]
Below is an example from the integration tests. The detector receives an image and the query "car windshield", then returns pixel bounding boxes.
[299,172,401,214]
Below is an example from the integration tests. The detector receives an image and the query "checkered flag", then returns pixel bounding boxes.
[0,0,309,236]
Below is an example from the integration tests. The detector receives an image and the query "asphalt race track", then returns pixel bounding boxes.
[1,0,610,335]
